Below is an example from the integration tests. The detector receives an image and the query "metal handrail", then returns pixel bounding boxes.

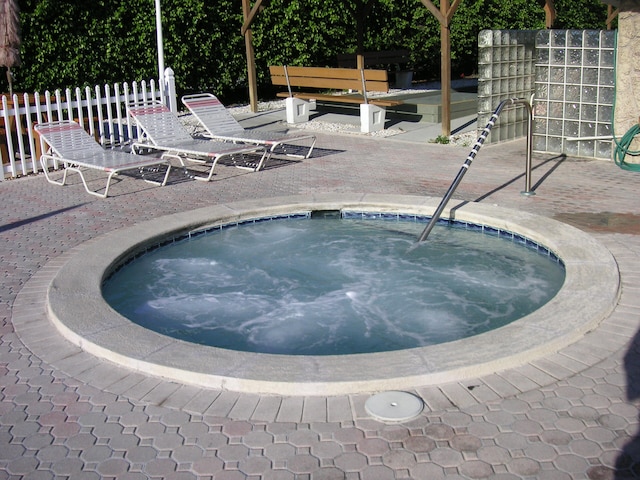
[417,98,534,243]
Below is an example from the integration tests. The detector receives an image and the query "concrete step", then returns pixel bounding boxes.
[385,91,478,123]
[313,90,478,124]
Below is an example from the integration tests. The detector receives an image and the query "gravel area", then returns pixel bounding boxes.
[227,98,406,138]
[180,80,480,146]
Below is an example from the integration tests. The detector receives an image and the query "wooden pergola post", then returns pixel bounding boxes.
[440,0,452,137]
[241,0,263,112]
[606,3,620,29]
[420,0,461,138]
[240,0,561,128]
[543,0,556,28]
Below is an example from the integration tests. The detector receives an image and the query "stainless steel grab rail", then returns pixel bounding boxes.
[417,98,534,243]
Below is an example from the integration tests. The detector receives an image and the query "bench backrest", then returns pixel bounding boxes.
[337,50,411,69]
[269,66,390,93]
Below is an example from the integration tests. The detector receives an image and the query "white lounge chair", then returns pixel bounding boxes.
[35,120,172,198]
[181,93,316,163]
[127,101,267,181]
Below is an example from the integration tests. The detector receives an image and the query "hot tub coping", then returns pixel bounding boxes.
[45,194,620,396]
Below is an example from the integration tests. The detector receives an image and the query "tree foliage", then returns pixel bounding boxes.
[1,0,612,103]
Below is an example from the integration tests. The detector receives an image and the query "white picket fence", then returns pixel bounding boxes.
[0,68,178,180]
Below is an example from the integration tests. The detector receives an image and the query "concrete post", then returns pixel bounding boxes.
[360,104,385,133]
[285,97,310,124]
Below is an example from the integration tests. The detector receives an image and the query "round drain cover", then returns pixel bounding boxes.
[365,391,424,422]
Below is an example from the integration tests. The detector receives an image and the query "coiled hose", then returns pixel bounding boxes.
[612,31,640,171]
[614,123,640,171]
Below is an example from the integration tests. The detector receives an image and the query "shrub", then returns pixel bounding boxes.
[2,0,611,103]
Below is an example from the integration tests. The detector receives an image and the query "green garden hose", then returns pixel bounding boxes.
[614,123,640,171]
[612,31,640,171]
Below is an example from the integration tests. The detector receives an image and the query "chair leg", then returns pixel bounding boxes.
[41,154,107,197]
[160,153,190,176]
[272,136,316,160]
[40,155,70,186]
[140,162,172,187]
[229,149,268,172]
[41,153,171,198]
[191,156,219,182]
[252,149,270,172]
[158,163,172,186]
[74,166,110,198]
[304,137,317,159]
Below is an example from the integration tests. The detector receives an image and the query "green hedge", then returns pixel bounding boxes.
[2,0,612,104]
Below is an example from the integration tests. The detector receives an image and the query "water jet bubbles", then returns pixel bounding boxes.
[103,217,565,356]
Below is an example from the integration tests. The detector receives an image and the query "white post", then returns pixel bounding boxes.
[360,104,385,133]
[164,67,177,113]
[284,97,310,124]
[155,0,165,87]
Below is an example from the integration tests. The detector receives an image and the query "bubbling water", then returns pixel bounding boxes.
[103,217,565,355]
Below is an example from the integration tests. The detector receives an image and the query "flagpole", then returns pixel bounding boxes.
[155,0,165,88]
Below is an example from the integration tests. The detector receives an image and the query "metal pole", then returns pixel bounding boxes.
[416,160,471,242]
[417,98,516,243]
[155,0,165,88]
[518,99,535,196]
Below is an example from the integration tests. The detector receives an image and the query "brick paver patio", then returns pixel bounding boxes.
[1,118,639,479]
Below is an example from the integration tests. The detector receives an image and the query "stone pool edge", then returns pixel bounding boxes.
[44,194,620,396]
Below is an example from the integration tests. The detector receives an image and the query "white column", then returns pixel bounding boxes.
[155,0,165,87]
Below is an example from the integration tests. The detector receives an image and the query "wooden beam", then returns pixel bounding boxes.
[607,5,619,29]
[420,0,460,25]
[419,0,445,25]
[446,0,463,23]
[241,0,265,36]
[242,0,259,112]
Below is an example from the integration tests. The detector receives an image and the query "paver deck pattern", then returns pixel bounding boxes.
[2,117,640,479]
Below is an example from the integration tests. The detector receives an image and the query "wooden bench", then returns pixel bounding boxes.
[336,49,411,69]
[269,65,403,132]
[337,50,413,89]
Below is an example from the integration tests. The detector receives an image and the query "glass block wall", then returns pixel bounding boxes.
[533,30,615,160]
[477,30,537,143]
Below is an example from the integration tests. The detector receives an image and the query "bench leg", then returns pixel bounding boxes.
[360,104,386,133]
[285,97,310,124]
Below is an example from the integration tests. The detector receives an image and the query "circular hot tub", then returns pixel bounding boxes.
[46,194,620,395]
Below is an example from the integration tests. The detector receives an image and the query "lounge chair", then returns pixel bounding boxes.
[127,101,267,181]
[35,120,172,198]
[181,93,316,162]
